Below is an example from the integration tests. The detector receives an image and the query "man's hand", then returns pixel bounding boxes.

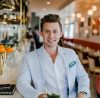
[38,94,47,98]
[77,92,86,98]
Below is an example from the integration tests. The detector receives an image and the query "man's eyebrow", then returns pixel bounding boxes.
[43,29,49,31]
[43,28,57,30]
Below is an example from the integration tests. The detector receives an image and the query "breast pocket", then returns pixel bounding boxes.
[69,61,76,68]
[69,61,77,80]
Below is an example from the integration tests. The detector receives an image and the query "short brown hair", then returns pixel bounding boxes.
[41,14,62,32]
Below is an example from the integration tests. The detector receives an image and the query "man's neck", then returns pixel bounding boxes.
[44,45,58,63]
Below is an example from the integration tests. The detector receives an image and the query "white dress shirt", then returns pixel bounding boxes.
[42,47,68,98]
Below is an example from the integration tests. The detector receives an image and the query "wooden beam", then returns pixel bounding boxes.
[58,0,76,10]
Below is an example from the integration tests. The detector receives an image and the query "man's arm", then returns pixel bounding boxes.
[77,92,87,98]
[38,94,47,98]
[16,55,40,98]
[75,54,90,98]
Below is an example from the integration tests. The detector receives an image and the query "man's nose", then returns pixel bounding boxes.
[49,32,54,38]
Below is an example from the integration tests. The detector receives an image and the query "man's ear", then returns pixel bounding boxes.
[60,32,63,38]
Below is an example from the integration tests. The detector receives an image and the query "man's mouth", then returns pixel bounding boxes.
[48,40,55,43]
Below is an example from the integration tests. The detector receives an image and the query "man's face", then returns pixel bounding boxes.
[41,22,62,48]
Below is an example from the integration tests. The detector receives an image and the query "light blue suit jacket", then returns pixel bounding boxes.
[16,46,90,98]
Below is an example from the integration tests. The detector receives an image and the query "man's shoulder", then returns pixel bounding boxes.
[61,47,76,54]
[60,47,78,60]
[26,47,42,57]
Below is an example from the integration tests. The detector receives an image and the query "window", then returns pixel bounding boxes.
[64,16,75,38]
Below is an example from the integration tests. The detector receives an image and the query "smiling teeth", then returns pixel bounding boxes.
[48,40,54,43]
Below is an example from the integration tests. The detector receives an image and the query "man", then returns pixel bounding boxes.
[17,14,90,98]
[33,25,41,49]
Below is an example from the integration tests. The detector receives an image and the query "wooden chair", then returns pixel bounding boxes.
[88,56,100,77]
[77,51,89,65]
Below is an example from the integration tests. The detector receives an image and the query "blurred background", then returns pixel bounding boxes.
[0,0,100,98]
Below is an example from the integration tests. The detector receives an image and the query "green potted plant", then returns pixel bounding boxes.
[47,93,60,98]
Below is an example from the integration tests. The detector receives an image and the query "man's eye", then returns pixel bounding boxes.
[53,30,58,34]
[45,31,50,33]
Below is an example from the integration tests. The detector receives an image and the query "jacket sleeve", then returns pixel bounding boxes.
[16,55,42,98]
[75,54,91,98]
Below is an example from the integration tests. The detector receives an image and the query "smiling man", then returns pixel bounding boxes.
[17,14,90,98]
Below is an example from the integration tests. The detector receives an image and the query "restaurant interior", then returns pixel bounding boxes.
[0,0,100,98]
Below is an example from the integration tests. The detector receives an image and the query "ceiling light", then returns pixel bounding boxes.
[93,29,98,34]
[85,29,89,34]
[88,10,93,16]
[92,5,97,12]
[76,13,81,18]
[46,1,51,5]
[80,17,85,22]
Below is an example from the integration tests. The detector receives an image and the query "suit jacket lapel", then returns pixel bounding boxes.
[35,47,46,90]
[60,48,72,94]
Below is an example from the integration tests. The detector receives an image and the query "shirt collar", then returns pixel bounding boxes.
[42,45,63,57]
